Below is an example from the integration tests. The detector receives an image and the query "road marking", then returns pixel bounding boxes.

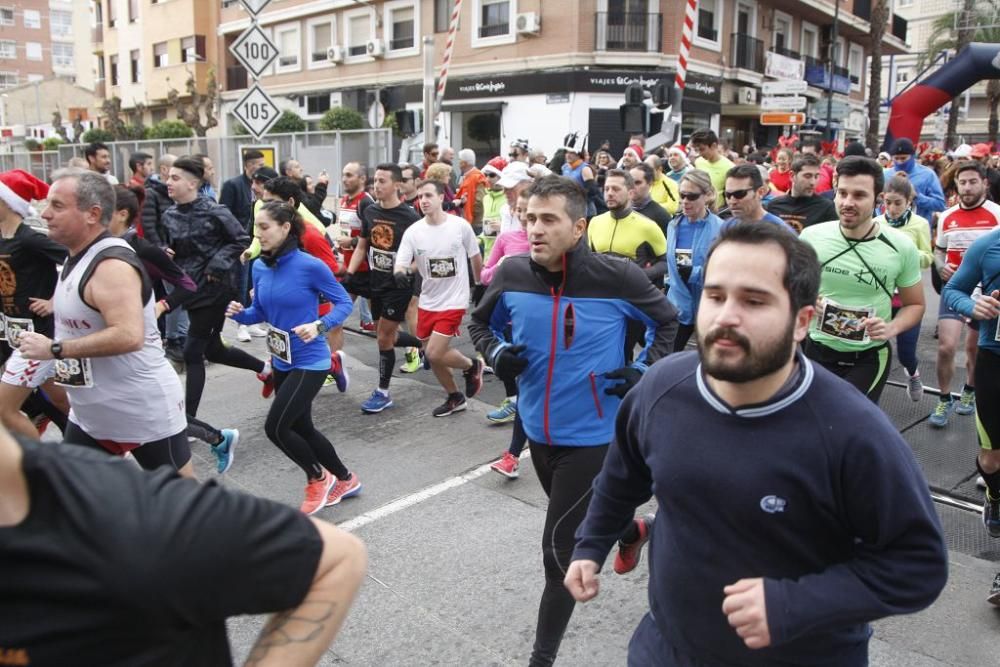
[338,450,532,533]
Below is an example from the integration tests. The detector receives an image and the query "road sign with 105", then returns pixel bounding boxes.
[230,24,278,79]
[233,84,281,139]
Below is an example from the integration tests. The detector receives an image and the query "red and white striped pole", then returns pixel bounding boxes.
[670,0,698,139]
[433,0,464,123]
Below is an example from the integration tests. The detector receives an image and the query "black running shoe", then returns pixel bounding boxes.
[463,357,484,399]
[985,492,1000,538]
[989,572,1000,607]
[433,393,467,417]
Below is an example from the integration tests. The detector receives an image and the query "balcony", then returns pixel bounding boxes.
[94,78,106,98]
[595,12,663,52]
[771,44,800,60]
[478,22,509,38]
[852,0,871,21]
[92,24,103,49]
[804,56,852,94]
[226,66,247,91]
[730,33,764,72]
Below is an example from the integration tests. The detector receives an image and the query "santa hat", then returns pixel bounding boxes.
[0,170,49,218]
[625,144,644,160]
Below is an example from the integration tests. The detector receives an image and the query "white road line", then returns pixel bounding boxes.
[338,450,532,533]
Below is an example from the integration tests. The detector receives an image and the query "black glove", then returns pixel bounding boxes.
[604,366,643,398]
[489,343,528,382]
[471,283,486,306]
[394,271,414,291]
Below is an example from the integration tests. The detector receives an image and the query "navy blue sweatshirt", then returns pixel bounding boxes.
[573,351,947,666]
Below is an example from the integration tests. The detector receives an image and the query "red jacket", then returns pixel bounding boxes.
[456,167,488,224]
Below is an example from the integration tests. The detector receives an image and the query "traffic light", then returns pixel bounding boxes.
[395,110,416,136]
[619,81,648,134]
[652,80,673,110]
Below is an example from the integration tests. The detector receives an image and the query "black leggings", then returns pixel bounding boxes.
[64,421,191,471]
[267,368,350,482]
[186,414,222,446]
[528,442,609,667]
[976,349,1000,451]
[183,295,265,415]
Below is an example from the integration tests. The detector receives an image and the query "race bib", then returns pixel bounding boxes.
[4,317,34,348]
[675,248,693,268]
[370,248,395,272]
[266,327,293,364]
[0,313,5,341]
[819,299,874,343]
[53,357,93,388]
[428,257,457,279]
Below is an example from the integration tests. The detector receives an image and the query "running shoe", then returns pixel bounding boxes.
[247,324,269,337]
[360,320,376,333]
[400,347,422,373]
[614,514,655,575]
[463,357,484,398]
[329,350,349,392]
[490,451,520,478]
[361,389,394,414]
[955,387,976,416]
[985,491,1000,538]
[300,471,335,516]
[988,573,1000,607]
[433,393,467,417]
[487,398,517,424]
[237,325,251,342]
[906,371,923,402]
[478,352,494,375]
[928,399,952,428]
[322,375,336,388]
[257,369,275,399]
[326,473,362,507]
[212,428,240,475]
[978,475,987,490]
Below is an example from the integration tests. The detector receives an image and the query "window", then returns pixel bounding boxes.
[109,54,119,85]
[108,0,117,27]
[772,11,792,53]
[181,36,205,63]
[93,1,102,27]
[275,23,300,70]
[51,10,73,37]
[0,71,16,88]
[97,55,105,80]
[25,42,42,61]
[800,21,819,58]
[0,8,12,26]
[0,40,14,59]
[386,2,416,52]
[307,16,335,67]
[130,48,141,83]
[52,42,74,68]
[129,0,139,22]
[306,93,331,115]
[848,43,864,89]
[694,0,721,49]
[344,9,373,58]
[23,9,40,28]
[435,0,451,32]
[898,0,912,6]
[153,41,168,67]
[896,69,909,84]
[479,0,510,38]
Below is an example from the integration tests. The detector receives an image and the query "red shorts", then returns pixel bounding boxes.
[416,308,465,339]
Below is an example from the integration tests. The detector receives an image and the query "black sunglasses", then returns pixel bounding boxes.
[678,192,704,201]
[724,188,753,200]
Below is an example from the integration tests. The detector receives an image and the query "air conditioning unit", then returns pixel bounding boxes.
[737,86,757,105]
[326,45,344,63]
[366,38,386,58]
[516,12,541,35]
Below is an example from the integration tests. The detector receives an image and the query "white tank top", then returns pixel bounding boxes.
[54,235,186,442]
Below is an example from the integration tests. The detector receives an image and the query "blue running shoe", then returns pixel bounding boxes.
[212,428,239,474]
[361,389,393,414]
[928,399,952,428]
[955,387,976,416]
[329,350,349,393]
[487,398,517,424]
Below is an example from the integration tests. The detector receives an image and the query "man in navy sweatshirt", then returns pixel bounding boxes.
[567,222,948,666]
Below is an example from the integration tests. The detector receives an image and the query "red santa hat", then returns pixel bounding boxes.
[625,144,644,160]
[0,169,49,218]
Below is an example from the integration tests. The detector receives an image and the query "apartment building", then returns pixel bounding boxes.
[217,0,908,155]
[0,0,77,90]
[91,0,220,125]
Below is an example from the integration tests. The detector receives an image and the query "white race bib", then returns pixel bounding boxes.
[4,317,34,348]
[53,357,94,388]
[266,327,293,364]
[819,299,874,343]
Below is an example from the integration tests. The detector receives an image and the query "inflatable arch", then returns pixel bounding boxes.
[884,42,1000,150]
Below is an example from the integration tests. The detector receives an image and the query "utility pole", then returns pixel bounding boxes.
[825,0,840,142]
[422,36,436,145]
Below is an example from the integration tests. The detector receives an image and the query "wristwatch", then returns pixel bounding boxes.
[314,320,329,336]
[50,341,64,360]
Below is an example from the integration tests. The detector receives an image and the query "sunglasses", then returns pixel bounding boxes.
[724,188,753,200]
[678,192,704,201]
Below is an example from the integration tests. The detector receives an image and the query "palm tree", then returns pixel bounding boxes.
[866,0,891,151]
[918,0,1000,146]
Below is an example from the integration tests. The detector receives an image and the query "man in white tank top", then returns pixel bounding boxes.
[18,170,192,477]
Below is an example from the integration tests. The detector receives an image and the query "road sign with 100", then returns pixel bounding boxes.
[229,24,278,79]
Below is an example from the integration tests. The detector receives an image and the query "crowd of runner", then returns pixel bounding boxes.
[1,129,999,665]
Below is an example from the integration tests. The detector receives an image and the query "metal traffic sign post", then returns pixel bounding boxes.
[231,0,280,140]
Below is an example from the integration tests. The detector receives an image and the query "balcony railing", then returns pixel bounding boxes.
[226,66,247,91]
[730,33,764,72]
[771,44,800,60]
[595,12,663,52]
[478,22,509,38]
[92,24,103,46]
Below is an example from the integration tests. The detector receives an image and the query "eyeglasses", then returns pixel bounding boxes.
[678,192,704,201]
[724,188,753,200]
[508,153,518,158]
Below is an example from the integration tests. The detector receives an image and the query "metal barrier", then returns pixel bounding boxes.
[0,129,393,186]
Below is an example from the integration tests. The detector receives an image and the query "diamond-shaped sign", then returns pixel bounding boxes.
[230,24,278,79]
[233,84,281,139]
[239,0,272,17]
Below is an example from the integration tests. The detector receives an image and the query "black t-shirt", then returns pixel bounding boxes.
[361,201,422,290]
[0,437,322,667]
[765,194,839,233]
[0,223,67,337]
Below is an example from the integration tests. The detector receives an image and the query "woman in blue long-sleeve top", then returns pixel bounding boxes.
[227,201,358,515]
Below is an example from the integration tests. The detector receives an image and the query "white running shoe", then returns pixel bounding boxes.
[236,325,251,342]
